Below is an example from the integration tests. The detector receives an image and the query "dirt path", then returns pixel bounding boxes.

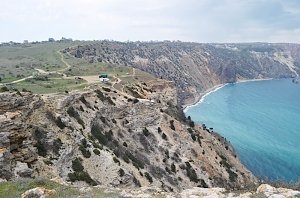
[1,50,71,86]
[57,50,71,73]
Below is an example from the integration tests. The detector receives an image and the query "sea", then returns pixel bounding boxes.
[184,78,300,182]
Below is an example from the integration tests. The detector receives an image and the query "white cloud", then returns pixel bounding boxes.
[1,0,300,43]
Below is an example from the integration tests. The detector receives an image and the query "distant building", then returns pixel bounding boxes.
[23,40,29,44]
[99,73,109,82]
[60,37,73,42]
[48,38,55,42]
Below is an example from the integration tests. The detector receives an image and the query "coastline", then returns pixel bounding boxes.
[183,78,274,112]
[183,83,227,112]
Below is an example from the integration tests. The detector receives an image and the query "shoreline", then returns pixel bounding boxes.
[183,83,227,112]
[183,78,274,112]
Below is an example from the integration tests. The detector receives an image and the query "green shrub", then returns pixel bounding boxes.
[199,179,208,188]
[105,130,113,141]
[118,169,125,177]
[133,98,139,103]
[189,121,195,128]
[124,150,145,169]
[220,155,237,182]
[191,133,197,141]
[171,163,176,173]
[143,128,150,136]
[36,141,47,157]
[95,90,105,101]
[102,87,111,92]
[158,127,162,134]
[100,116,106,123]
[165,167,171,174]
[68,158,97,185]
[133,176,141,187]
[0,86,9,92]
[93,149,100,155]
[55,117,66,129]
[162,133,168,140]
[53,138,62,155]
[68,171,97,186]
[185,162,199,183]
[91,125,108,145]
[170,120,175,130]
[144,172,153,183]
[187,128,193,134]
[113,157,120,165]
[79,145,91,158]
[67,107,85,129]
[72,158,84,172]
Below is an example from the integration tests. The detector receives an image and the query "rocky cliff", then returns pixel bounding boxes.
[63,41,300,105]
[0,78,256,191]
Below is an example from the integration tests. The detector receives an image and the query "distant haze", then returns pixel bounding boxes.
[1,0,300,43]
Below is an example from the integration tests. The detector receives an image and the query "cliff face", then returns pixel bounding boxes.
[0,79,256,191]
[63,41,300,105]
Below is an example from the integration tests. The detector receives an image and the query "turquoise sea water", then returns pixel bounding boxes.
[185,78,300,182]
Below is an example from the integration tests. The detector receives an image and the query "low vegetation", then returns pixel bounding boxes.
[0,178,117,198]
[68,158,97,186]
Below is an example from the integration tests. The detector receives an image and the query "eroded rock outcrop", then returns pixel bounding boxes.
[64,41,300,105]
[0,80,256,191]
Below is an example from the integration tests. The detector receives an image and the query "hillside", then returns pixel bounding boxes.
[1,41,300,197]
[0,76,256,192]
[63,41,300,105]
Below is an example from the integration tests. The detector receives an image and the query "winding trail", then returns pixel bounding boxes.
[0,50,71,86]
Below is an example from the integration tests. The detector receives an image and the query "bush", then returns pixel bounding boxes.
[113,157,120,165]
[55,117,66,129]
[170,120,175,130]
[143,128,150,136]
[199,179,209,188]
[220,155,238,182]
[68,171,97,186]
[191,133,197,141]
[93,149,100,155]
[67,107,85,129]
[91,124,108,145]
[162,133,168,140]
[185,162,199,183]
[35,141,47,157]
[72,158,84,172]
[133,98,139,103]
[79,146,91,158]
[102,87,111,92]
[0,87,9,92]
[133,176,141,187]
[171,163,176,173]
[118,168,125,177]
[189,121,195,128]
[124,150,145,169]
[144,172,153,183]
[53,138,62,155]
[158,127,162,134]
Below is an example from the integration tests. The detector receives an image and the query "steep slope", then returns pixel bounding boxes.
[63,41,300,105]
[0,79,256,191]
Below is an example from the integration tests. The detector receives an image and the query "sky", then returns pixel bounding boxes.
[1,0,300,43]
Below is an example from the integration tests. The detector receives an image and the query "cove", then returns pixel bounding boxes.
[185,78,300,182]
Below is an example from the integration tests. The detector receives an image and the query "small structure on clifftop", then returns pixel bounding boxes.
[99,73,109,82]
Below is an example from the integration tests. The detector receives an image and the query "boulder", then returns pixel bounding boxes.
[21,187,56,198]
[14,161,33,178]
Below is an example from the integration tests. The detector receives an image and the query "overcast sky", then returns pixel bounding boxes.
[1,0,300,43]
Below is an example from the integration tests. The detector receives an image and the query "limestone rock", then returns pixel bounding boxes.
[14,161,33,178]
[21,187,56,198]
